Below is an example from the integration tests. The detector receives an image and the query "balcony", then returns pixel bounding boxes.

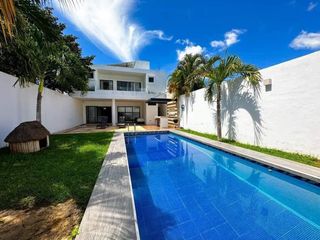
[72,89,165,100]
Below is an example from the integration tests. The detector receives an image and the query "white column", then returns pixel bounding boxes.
[112,99,116,126]
[145,74,148,93]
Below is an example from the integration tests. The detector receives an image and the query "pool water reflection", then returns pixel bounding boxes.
[126,133,320,240]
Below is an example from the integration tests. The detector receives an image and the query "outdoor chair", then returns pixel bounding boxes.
[97,116,108,129]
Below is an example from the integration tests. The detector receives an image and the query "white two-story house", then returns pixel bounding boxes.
[72,61,169,126]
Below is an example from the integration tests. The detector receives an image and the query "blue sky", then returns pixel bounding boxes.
[53,0,320,72]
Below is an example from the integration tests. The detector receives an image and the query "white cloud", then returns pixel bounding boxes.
[290,31,320,49]
[176,38,193,45]
[54,0,172,61]
[145,30,173,41]
[177,45,205,61]
[175,39,205,61]
[210,29,246,50]
[210,40,225,48]
[307,1,318,11]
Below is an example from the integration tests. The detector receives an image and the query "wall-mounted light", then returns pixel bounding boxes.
[263,78,272,92]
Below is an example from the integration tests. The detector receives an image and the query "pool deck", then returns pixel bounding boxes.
[76,130,320,240]
[76,132,139,240]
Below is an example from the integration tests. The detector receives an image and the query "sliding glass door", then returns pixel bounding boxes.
[86,106,112,124]
[117,106,140,123]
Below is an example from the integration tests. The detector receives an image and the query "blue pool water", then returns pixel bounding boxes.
[125,133,320,240]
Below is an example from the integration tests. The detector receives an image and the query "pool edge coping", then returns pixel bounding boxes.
[76,132,140,240]
[170,129,320,184]
[122,133,141,240]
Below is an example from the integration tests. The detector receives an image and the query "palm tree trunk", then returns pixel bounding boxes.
[36,77,44,122]
[216,83,222,140]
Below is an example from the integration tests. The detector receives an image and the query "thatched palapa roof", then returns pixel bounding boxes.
[5,121,50,143]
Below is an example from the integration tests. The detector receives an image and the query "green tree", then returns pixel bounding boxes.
[0,0,74,40]
[0,4,93,122]
[200,55,262,140]
[168,53,205,99]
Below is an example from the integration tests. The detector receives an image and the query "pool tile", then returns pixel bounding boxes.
[265,209,302,237]
[194,215,217,233]
[171,208,191,224]
[163,226,183,240]
[238,227,275,240]
[201,228,220,240]
[187,205,206,220]
[279,221,320,240]
[214,223,239,240]
[178,221,200,239]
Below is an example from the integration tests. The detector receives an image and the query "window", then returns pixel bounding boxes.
[148,76,154,83]
[88,71,94,79]
[118,106,140,123]
[86,106,112,124]
[117,81,142,91]
[100,80,113,90]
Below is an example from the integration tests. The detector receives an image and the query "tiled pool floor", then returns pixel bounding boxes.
[126,134,320,240]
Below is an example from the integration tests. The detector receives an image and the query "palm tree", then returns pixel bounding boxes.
[0,0,74,40]
[0,0,15,40]
[200,55,261,140]
[168,53,205,99]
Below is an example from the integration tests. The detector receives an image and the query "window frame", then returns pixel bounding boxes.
[148,76,155,83]
[100,80,113,90]
[117,81,142,91]
[117,106,141,123]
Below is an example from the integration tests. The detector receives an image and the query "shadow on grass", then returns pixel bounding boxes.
[0,132,114,210]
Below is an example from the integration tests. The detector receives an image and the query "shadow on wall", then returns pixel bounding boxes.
[221,78,263,144]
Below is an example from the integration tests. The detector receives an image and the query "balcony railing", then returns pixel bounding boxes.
[72,89,165,100]
[115,87,146,92]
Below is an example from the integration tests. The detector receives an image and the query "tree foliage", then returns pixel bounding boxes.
[0,0,93,122]
[199,55,262,140]
[0,1,93,93]
[168,54,205,99]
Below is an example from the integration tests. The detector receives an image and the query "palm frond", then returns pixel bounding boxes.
[0,0,15,41]
[168,53,206,97]
[204,80,217,103]
[0,0,79,40]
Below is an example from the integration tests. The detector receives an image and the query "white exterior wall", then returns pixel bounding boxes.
[73,63,168,100]
[146,71,168,95]
[0,71,83,148]
[145,104,158,125]
[179,51,320,157]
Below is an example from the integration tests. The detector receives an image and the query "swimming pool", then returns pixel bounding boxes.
[125,132,320,240]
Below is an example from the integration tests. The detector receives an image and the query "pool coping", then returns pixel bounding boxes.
[76,132,140,240]
[170,130,320,184]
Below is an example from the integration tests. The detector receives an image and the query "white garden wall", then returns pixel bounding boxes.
[179,51,320,157]
[0,71,83,148]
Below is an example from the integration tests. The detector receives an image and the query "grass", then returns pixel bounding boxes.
[0,132,113,210]
[179,129,320,168]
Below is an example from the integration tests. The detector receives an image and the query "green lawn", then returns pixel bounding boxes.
[0,132,113,210]
[179,129,320,168]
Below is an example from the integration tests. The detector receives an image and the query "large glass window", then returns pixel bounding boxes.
[117,81,142,91]
[86,106,112,123]
[118,106,140,123]
[100,80,113,90]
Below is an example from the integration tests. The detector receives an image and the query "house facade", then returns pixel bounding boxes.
[72,61,168,126]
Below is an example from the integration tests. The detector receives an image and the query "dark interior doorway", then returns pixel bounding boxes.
[86,106,112,124]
